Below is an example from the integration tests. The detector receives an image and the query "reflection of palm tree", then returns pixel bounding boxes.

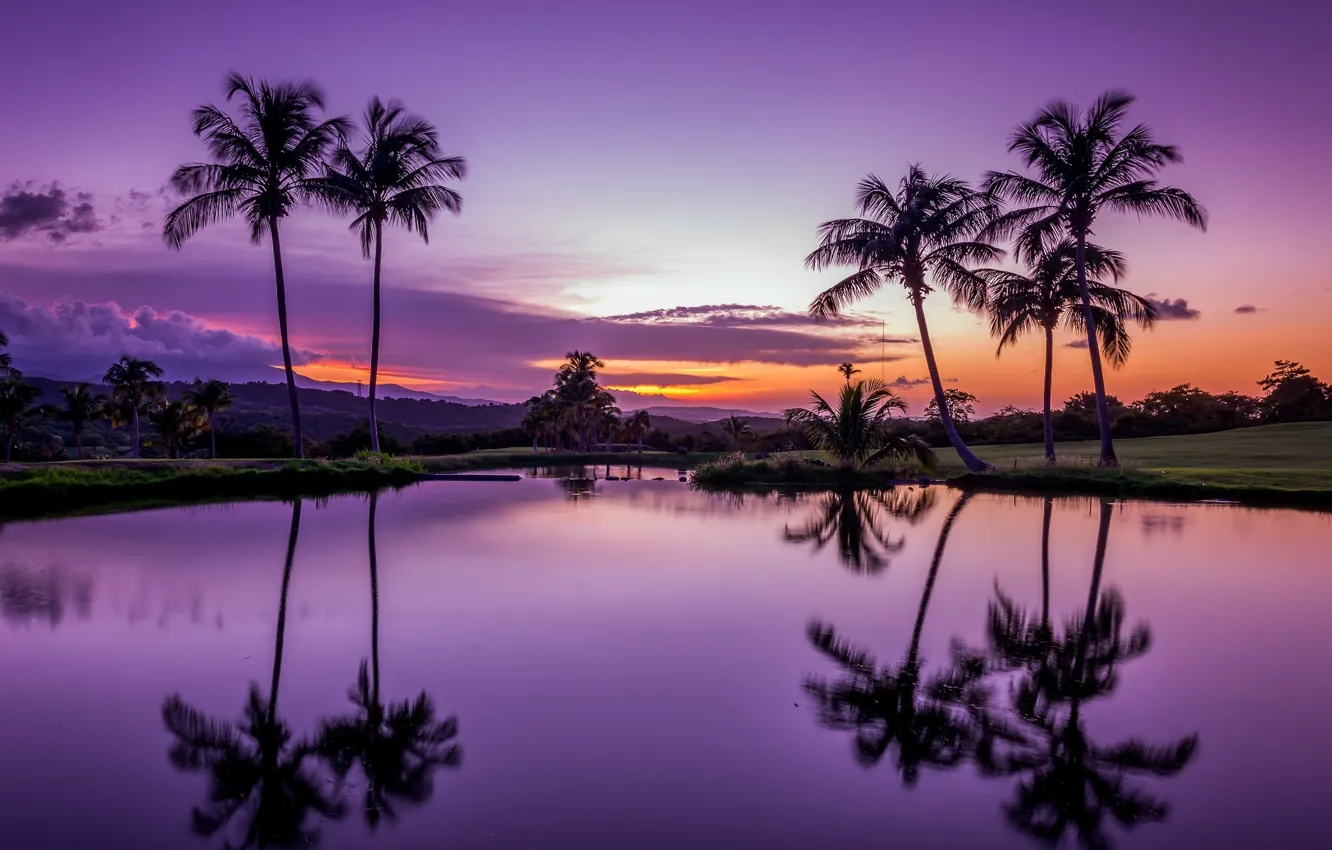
[317,493,460,829]
[784,487,936,574]
[804,494,983,785]
[978,501,1198,849]
[162,499,343,847]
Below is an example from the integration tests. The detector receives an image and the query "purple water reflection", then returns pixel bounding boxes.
[0,481,1328,849]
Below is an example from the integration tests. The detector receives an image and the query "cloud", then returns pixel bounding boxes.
[1145,295,1201,320]
[600,372,741,386]
[888,375,956,388]
[1233,304,1263,314]
[0,294,320,382]
[1065,339,1090,349]
[601,303,875,328]
[0,183,106,245]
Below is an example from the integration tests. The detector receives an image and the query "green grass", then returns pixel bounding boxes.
[416,449,717,471]
[690,454,918,491]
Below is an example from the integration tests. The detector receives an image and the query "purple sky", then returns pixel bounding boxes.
[1,0,1328,408]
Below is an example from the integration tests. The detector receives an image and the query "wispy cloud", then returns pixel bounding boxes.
[888,375,956,387]
[0,182,106,245]
[601,303,875,328]
[1145,295,1202,320]
[1233,304,1263,314]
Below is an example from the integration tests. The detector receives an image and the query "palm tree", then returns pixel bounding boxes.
[784,490,906,574]
[57,384,107,459]
[806,167,1002,472]
[987,241,1155,462]
[625,410,651,453]
[161,500,344,847]
[838,362,861,384]
[149,400,202,459]
[555,351,605,452]
[784,379,936,472]
[103,356,164,458]
[984,91,1207,465]
[720,415,752,449]
[164,73,350,459]
[804,494,985,785]
[317,493,460,829]
[0,331,18,379]
[310,98,465,453]
[0,380,44,463]
[184,378,234,459]
[522,394,553,453]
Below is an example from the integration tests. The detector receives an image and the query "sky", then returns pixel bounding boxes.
[1,0,1329,413]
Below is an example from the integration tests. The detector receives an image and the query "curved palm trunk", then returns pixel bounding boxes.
[1072,500,1113,686]
[906,493,972,664]
[268,219,305,460]
[911,294,991,473]
[368,224,384,454]
[368,492,381,707]
[1040,497,1052,628]
[269,498,303,723]
[1075,237,1117,466]
[1042,325,1056,463]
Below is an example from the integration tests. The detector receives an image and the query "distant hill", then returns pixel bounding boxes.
[631,405,782,422]
[292,374,499,405]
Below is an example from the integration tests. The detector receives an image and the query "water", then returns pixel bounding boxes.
[1,480,1328,849]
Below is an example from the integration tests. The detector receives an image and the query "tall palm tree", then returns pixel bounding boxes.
[555,351,605,452]
[161,500,344,847]
[184,378,234,459]
[720,415,752,449]
[987,242,1155,462]
[309,98,465,453]
[103,356,164,458]
[804,494,985,785]
[57,384,108,459]
[317,493,460,829]
[838,363,861,384]
[785,379,936,472]
[0,331,18,379]
[0,380,43,463]
[625,410,651,453]
[149,400,202,459]
[164,73,350,459]
[806,167,1003,472]
[984,91,1207,465]
[522,394,553,453]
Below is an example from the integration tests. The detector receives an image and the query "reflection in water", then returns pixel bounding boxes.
[804,494,984,784]
[784,487,937,574]
[316,492,460,830]
[162,499,345,848]
[807,498,1199,848]
[0,564,93,628]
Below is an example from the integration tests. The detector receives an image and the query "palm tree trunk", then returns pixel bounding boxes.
[1040,497,1052,628]
[269,498,302,723]
[76,425,84,460]
[131,403,141,458]
[1072,500,1113,683]
[1042,325,1056,463]
[209,412,217,459]
[368,492,380,707]
[1075,237,1117,466]
[911,293,991,473]
[906,493,971,664]
[268,219,304,460]
[638,434,643,453]
[368,224,384,454]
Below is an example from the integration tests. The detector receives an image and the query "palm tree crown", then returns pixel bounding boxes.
[784,379,935,472]
[57,384,108,459]
[103,356,165,458]
[0,380,44,463]
[0,331,18,379]
[805,166,1002,473]
[185,378,233,458]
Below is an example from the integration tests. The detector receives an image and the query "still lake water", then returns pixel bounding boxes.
[1,473,1329,849]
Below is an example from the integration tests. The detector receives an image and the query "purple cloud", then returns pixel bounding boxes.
[1066,339,1090,349]
[0,183,106,245]
[1234,304,1263,314]
[601,303,875,328]
[888,375,956,387]
[1145,296,1202,320]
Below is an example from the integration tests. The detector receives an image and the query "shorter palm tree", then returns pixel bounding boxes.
[0,331,18,379]
[838,363,861,383]
[104,356,165,458]
[149,400,202,459]
[0,380,44,462]
[720,415,753,449]
[987,242,1155,462]
[785,379,936,472]
[184,378,234,458]
[625,410,651,453]
[57,384,108,459]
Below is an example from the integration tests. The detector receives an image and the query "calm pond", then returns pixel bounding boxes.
[1,475,1328,849]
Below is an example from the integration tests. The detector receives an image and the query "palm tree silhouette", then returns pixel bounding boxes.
[316,493,461,829]
[720,415,752,449]
[804,494,986,785]
[0,330,17,379]
[806,167,1002,473]
[625,410,651,453]
[185,378,234,459]
[56,384,107,459]
[164,73,350,459]
[783,487,936,574]
[162,499,344,847]
[838,362,861,384]
[0,379,44,463]
[784,379,935,472]
[976,501,1199,849]
[309,98,465,453]
[149,400,202,459]
[103,356,164,458]
[556,352,605,452]
[985,92,1207,465]
[987,243,1155,462]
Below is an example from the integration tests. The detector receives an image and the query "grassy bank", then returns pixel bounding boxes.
[690,454,921,491]
[417,449,713,472]
[0,458,426,520]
